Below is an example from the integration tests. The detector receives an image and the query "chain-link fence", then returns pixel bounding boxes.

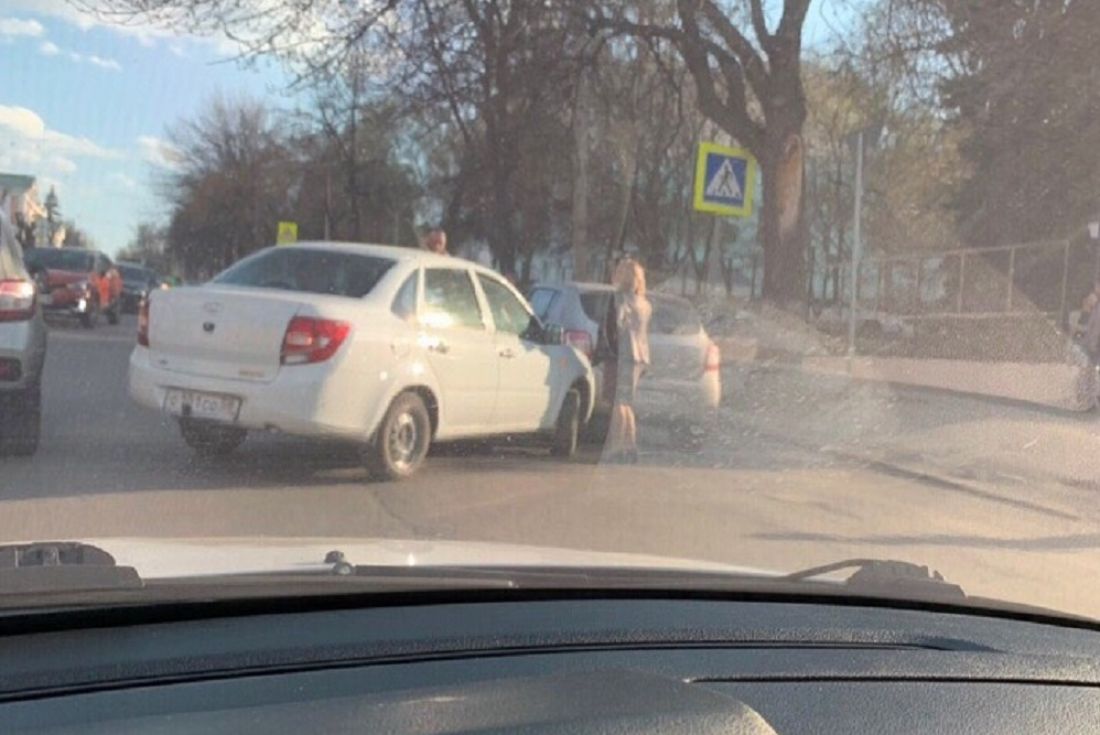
[834,239,1100,362]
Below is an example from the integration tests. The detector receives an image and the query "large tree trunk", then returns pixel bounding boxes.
[488,146,517,275]
[759,129,808,304]
[570,72,593,281]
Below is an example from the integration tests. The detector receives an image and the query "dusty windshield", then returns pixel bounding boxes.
[2,0,1100,620]
[24,248,95,273]
[117,264,153,283]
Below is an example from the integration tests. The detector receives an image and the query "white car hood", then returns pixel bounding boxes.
[64,537,776,582]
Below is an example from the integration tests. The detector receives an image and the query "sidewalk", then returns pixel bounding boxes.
[705,301,1095,412]
[719,363,1100,496]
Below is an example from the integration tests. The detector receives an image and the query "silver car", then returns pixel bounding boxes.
[0,219,46,457]
[530,282,721,445]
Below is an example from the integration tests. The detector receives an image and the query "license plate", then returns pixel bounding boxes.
[163,388,241,422]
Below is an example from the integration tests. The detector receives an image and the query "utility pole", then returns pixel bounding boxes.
[571,71,592,280]
[847,129,865,366]
[323,170,331,241]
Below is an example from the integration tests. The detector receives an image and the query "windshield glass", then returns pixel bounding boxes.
[118,264,153,282]
[529,288,559,322]
[24,248,95,273]
[650,296,703,336]
[4,0,1100,623]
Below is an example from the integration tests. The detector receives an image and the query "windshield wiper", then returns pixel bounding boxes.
[241,551,967,600]
[0,544,965,609]
[785,558,965,599]
[0,542,142,595]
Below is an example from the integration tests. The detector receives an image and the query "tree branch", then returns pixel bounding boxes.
[776,0,813,45]
[698,0,769,93]
[748,0,772,52]
[676,0,765,151]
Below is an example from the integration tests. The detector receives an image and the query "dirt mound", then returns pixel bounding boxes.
[856,315,1082,364]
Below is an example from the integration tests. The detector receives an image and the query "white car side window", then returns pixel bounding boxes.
[478,275,533,337]
[391,270,419,319]
[423,268,484,330]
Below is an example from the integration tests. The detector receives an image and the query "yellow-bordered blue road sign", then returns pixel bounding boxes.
[693,141,756,217]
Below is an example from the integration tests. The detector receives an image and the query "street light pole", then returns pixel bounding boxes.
[847,129,865,365]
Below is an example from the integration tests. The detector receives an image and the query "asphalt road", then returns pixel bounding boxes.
[4,314,1100,618]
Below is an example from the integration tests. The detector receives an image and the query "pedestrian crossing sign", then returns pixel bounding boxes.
[693,141,756,217]
[276,221,298,245]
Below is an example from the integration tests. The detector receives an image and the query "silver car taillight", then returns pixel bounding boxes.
[0,280,36,322]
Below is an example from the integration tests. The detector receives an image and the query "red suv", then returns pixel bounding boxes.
[24,248,123,328]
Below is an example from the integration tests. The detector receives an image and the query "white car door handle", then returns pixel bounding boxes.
[428,341,450,354]
[499,348,516,359]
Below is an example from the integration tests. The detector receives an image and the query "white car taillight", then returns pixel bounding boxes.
[704,342,721,373]
[137,298,150,346]
[0,280,36,322]
[281,316,351,365]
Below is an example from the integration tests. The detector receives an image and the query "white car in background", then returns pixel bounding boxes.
[529,282,721,445]
[129,243,595,479]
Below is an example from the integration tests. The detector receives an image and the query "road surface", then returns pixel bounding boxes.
[4,315,1100,618]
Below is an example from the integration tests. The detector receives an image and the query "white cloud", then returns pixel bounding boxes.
[2,0,245,54]
[0,17,44,38]
[3,1,109,32]
[0,106,48,139]
[40,41,124,71]
[107,172,137,190]
[87,54,122,71]
[137,135,183,169]
[47,156,78,174]
[0,106,119,172]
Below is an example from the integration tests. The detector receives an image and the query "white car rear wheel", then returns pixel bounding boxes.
[366,392,431,481]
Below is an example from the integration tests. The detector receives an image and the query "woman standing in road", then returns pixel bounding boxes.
[603,258,651,463]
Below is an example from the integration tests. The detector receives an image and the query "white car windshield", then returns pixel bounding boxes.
[3,0,1100,625]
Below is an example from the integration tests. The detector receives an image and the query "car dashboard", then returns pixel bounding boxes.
[1,595,1098,733]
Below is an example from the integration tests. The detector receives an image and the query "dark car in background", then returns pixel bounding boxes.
[23,247,123,328]
[117,262,159,314]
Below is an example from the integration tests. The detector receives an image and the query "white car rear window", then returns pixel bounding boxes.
[213,248,394,298]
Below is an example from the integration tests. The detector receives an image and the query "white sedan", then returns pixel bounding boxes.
[129,242,595,479]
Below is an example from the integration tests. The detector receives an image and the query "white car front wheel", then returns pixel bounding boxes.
[551,387,581,458]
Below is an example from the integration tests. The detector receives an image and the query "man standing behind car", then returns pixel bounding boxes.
[421,229,448,255]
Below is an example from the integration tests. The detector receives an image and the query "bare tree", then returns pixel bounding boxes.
[118,223,173,273]
[162,96,294,276]
[595,0,813,303]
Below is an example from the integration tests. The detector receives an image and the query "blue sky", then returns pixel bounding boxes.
[0,1,854,258]
[0,1,294,256]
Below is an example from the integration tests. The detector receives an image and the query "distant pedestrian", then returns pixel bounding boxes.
[421,228,449,255]
[1084,281,1100,358]
[603,257,651,464]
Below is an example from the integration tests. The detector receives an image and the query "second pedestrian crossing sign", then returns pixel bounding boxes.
[693,141,756,217]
